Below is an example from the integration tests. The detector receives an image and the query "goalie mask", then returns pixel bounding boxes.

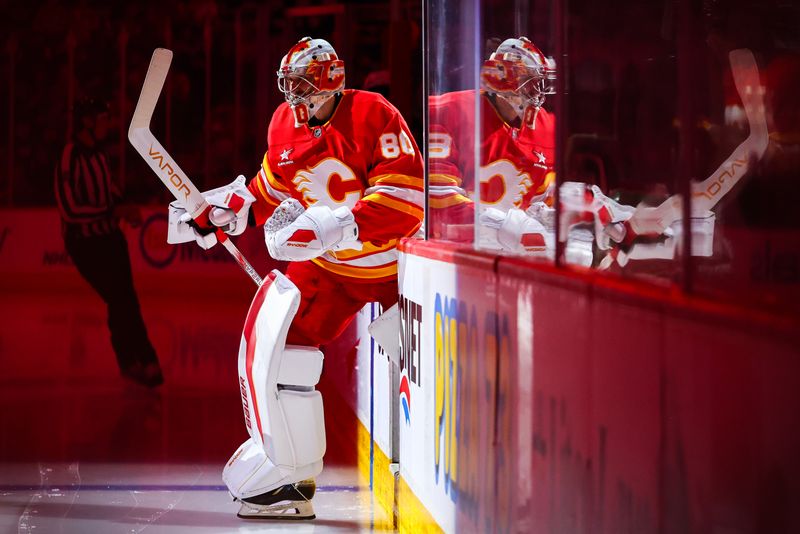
[481,37,556,127]
[277,37,345,127]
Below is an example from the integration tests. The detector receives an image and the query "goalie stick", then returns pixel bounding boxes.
[626,48,769,236]
[129,48,263,286]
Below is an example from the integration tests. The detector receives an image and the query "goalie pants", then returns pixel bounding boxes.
[64,229,160,372]
[284,260,398,347]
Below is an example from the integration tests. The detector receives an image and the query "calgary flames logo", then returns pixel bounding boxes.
[292,158,363,208]
[479,159,532,210]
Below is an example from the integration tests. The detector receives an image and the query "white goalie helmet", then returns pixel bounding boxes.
[481,36,556,120]
[277,37,346,126]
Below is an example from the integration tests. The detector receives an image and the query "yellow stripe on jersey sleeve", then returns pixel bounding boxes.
[535,171,555,195]
[330,239,397,260]
[255,172,281,207]
[429,192,472,208]
[369,173,424,191]
[429,173,463,187]
[261,153,292,193]
[363,192,424,220]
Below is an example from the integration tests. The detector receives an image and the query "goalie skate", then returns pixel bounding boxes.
[236,479,316,520]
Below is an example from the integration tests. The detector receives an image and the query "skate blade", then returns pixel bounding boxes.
[237,500,315,521]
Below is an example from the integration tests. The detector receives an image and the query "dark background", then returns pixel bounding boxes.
[0,0,422,207]
[0,0,421,466]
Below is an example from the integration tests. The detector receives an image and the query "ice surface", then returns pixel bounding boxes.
[0,463,390,533]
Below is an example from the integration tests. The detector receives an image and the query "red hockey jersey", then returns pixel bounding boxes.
[248,90,423,281]
[428,90,555,235]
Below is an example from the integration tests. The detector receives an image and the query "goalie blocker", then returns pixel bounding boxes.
[223,270,326,520]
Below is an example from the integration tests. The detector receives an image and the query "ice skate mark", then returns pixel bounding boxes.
[17,463,81,534]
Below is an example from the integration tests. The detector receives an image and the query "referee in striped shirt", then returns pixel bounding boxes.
[55,97,163,387]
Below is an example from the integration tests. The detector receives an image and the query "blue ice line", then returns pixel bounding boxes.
[0,484,360,493]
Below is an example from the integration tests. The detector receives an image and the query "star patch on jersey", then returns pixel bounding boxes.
[532,149,548,170]
[277,147,295,167]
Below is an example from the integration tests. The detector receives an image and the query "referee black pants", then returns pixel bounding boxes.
[65,230,160,372]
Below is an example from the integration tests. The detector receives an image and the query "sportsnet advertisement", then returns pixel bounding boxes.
[398,244,499,532]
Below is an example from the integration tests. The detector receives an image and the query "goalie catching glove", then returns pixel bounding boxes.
[477,183,635,266]
[556,182,634,250]
[479,207,553,256]
[167,175,256,250]
[264,198,362,262]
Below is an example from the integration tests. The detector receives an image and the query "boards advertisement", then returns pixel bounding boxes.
[398,246,500,532]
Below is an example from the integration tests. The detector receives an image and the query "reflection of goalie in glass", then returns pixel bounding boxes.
[554,47,775,271]
[428,36,619,265]
[543,48,770,270]
[429,39,776,270]
[427,37,557,255]
[594,47,770,269]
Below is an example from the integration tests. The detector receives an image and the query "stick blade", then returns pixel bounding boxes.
[129,48,173,134]
[728,48,767,136]
[728,48,757,92]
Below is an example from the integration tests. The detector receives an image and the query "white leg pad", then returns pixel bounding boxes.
[223,270,327,500]
[225,439,323,498]
[266,389,326,468]
[279,346,324,386]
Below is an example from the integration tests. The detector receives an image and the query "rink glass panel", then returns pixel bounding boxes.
[555,0,800,312]
[474,0,556,262]
[676,2,800,314]
[424,0,557,253]
[558,1,684,280]
[423,0,800,314]
[425,0,480,245]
